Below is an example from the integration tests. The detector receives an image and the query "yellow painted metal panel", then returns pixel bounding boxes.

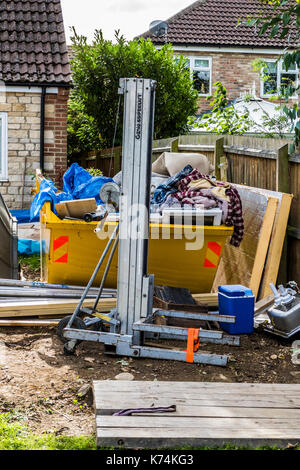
[40,202,233,293]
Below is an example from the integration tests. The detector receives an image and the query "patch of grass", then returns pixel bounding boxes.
[0,413,96,450]
[18,254,40,272]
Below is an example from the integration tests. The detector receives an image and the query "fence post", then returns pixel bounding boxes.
[276,144,289,193]
[171,138,179,153]
[114,147,122,174]
[275,144,289,285]
[214,137,224,180]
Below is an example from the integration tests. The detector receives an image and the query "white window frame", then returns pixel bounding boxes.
[0,113,8,181]
[186,56,212,96]
[260,58,299,99]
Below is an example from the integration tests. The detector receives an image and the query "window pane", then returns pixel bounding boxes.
[282,62,296,72]
[174,56,190,68]
[194,59,209,68]
[280,73,297,92]
[264,62,277,74]
[263,73,277,95]
[193,70,210,94]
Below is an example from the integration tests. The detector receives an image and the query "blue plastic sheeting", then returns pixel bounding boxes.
[10,209,39,224]
[30,163,113,221]
[18,238,40,255]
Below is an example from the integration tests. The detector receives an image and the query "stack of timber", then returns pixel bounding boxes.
[0,278,117,327]
[0,280,218,327]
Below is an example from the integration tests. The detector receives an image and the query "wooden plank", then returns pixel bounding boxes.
[249,197,278,299]
[260,193,293,297]
[94,380,300,392]
[97,416,300,429]
[55,198,97,219]
[0,294,215,317]
[94,393,300,410]
[97,427,300,449]
[95,406,300,419]
[0,298,116,318]
[0,318,60,326]
[254,294,274,316]
[193,293,218,306]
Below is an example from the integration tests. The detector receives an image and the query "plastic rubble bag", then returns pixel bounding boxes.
[30,163,113,221]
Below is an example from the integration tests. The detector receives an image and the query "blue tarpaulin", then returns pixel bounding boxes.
[10,209,39,224]
[18,239,40,255]
[30,163,113,221]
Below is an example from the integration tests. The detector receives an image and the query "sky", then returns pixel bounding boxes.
[60,0,193,44]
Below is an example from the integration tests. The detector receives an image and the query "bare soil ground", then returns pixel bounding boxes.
[1,254,299,437]
[0,325,300,437]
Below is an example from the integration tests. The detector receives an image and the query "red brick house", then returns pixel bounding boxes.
[141,0,298,113]
[0,0,71,209]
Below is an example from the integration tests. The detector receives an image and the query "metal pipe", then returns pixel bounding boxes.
[0,289,114,299]
[66,223,119,328]
[93,232,119,310]
[0,278,116,294]
[40,86,46,173]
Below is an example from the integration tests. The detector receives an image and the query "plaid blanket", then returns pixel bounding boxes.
[151,165,193,205]
[175,170,244,247]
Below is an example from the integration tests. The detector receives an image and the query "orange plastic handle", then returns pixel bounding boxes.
[186,328,200,363]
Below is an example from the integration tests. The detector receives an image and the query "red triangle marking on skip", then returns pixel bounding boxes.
[55,253,68,264]
[53,236,69,251]
[204,259,216,268]
[207,241,222,257]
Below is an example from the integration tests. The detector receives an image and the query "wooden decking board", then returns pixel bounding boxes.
[97,406,300,418]
[94,381,300,449]
[94,380,300,391]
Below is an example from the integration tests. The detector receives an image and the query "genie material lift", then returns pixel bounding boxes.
[61,78,239,366]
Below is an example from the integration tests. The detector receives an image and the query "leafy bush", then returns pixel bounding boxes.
[243,0,300,150]
[191,81,251,135]
[68,30,199,157]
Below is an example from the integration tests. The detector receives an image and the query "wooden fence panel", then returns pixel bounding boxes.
[226,153,277,190]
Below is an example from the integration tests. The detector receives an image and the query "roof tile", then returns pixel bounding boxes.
[141,0,298,47]
[0,0,71,85]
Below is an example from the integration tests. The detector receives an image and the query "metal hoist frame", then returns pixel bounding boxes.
[62,78,239,366]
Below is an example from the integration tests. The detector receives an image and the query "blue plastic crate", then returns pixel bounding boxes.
[218,285,255,334]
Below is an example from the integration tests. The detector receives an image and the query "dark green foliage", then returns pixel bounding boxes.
[193,81,251,134]
[67,29,198,157]
[18,254,40,272]
[243,0,300,150]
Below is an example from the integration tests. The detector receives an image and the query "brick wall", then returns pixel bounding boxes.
[174,50,283,113]
[0,87,69,210]
[44,88,69,188]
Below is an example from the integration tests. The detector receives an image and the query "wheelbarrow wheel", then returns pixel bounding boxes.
[84,213,93,223]
[57,316,86,344]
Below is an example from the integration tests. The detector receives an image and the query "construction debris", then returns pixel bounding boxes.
[0,278,117,326]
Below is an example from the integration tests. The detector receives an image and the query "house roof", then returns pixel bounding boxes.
[0,0,71,86]
[140,0,298,48]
